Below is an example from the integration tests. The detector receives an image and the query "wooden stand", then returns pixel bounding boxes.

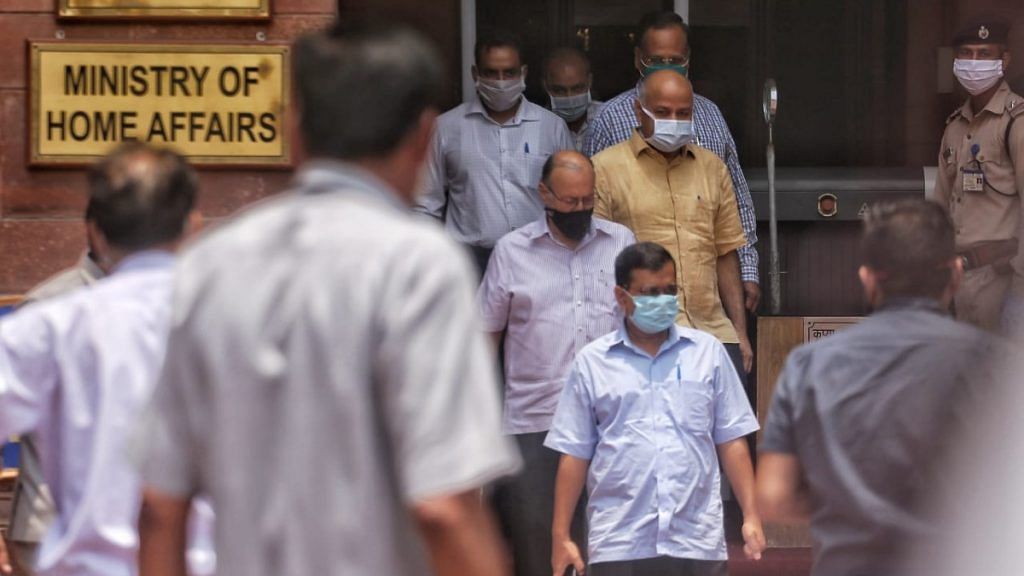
[755,316,861,548]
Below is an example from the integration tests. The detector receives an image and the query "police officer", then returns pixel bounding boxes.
[935,19,1024,332]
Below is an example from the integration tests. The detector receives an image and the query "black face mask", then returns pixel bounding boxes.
[547,207,593,241]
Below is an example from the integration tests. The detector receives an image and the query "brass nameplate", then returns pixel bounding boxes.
[30,42,291,167]
[58,0,270,20]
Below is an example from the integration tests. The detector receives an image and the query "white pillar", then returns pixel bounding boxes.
[675,0,689,22]
[461,0,477,103]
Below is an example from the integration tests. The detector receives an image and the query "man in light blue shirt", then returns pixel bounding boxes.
[415,31,575,274]
[545,242,764,576]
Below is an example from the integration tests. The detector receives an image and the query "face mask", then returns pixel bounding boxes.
[629,293,679,334]
[476,75,525,112]
[642,63,688,78]
[546,207,593,241]
[640,106,694,153]
[548,90,591,122]
[953,58,1004,95]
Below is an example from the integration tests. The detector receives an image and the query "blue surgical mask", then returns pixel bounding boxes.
[629,294,679,334]
[640,106,694,153]
[642,63,688,77]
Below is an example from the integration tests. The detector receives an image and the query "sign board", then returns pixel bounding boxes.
[29,42,291,167]
[58,0,270,20]
[803,317,861,342]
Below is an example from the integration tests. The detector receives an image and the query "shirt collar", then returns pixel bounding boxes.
[78,251,106,282]
[875,297,949,316]
[627,130,697,161]
[112,250,175,275]
[465,96,539,125]
[293,159,406,212]
[527,213,613,247]
[961,80,1011,120]
[610,321,691,358]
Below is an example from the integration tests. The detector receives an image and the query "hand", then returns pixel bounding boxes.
[743,281,761,313]
[552,538,585,576]
[741,518,767,560]
[739,335,753,374]
[0,535,11,575]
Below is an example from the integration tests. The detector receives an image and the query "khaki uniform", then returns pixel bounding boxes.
[935,81,1024,331]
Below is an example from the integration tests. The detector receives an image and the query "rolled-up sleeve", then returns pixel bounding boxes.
[477,242,511,333]
[759,352,801,455]
[377,234,520,503]
[0,309,58,439]
[711,341,759,445]
[544,361,598,460]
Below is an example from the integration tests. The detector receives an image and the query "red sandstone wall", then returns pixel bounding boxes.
[0,0,337,295]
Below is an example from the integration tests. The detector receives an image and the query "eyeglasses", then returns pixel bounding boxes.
[477,66,524,80]
[640,55,690,68]
[545,185,595,210]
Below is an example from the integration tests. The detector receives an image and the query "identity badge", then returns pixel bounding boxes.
[962,168,984,193]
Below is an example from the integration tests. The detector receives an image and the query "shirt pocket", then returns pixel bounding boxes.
[672,190,715,242]
[584,269,618,320]
[667,379,713,433]
[512,150,550,191]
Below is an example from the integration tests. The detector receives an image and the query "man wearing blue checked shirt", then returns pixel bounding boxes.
[582,11,761,312]
[545,242,764,576]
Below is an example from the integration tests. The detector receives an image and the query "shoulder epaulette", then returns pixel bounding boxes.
[946,108,964,125]
[1007,97,1024,118]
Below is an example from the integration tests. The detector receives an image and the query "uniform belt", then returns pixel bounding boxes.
[958,239,1018,272]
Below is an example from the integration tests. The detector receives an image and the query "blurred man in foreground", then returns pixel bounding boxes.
[758,199,1001,576]
[136,22,520,576]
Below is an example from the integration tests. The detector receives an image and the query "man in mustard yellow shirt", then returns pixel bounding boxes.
[593,69,751,379]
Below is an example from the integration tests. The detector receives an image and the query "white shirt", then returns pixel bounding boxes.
[477,215,635,434]
[0,251,214,576]
[138,162,520,576]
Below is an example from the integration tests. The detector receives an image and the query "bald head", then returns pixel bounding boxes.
[639,69,692,109]
[541,150,593,185]
[87,142,198,251]
[539,150,595,213]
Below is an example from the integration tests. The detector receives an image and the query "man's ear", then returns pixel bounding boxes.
[185,210,204,236]
[86,220,113,273]
[949,257,964,297]
[521,65,528,81]
[614,285,633,315]
[471,65,479,82]
[409,108,438,166]
[1003,48,1012,71]
[858,265,880,305]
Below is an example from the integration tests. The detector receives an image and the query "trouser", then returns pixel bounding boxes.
[491,431,587,576]
[954,264,1013,332]
[590,556,728,576]
[467,245,494,281]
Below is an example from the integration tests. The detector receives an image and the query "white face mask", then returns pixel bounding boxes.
[548,90,591,122]
[476,74,526,112]
[640,106,694,152]
[953,58,1004,95]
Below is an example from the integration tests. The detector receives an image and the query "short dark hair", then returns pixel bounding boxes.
[86,142,197,251]
[540,151,593,188]
[294,21,445,159]
[615,242,676,287]
[861,199,956,299]
[635,11,691,50]
[475,30,523,66]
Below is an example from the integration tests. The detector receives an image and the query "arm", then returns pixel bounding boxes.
[412,122,448,219]
[756,452,812,524]
[413,490,511,576]
[1008,112,1024,293]
[0,308,60,439]
[716,250,751,372]
[138,488,191,576]
[593,161,613,222]
[717,437,764,560]
[489,331,503,352]
[551,455,588,576]
[0,536,10,575]
[720,124,760,290]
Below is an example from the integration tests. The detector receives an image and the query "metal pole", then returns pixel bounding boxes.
[767,130,781,315]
